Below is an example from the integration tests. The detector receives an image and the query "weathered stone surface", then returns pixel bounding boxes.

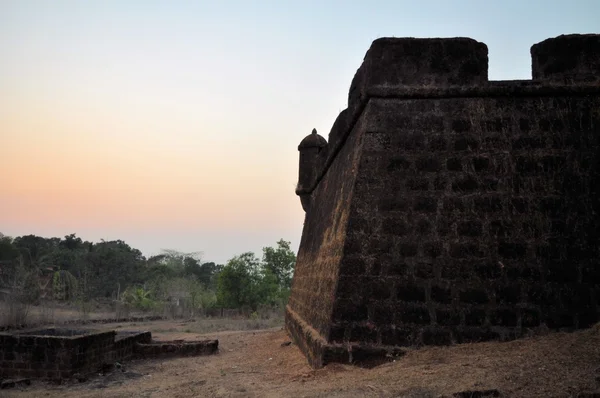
[0,328,119,380]
[134,339,218,358]
[532,34,600,82]
[0,328,210,380]
[288,34,600,368]
[347,37,488,124]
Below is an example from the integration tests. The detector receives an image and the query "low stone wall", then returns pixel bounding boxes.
[0,328,116,380]
[114,331,152,361]
[0,328,151,380]
[134,339,219,359]
[0,327,219,381]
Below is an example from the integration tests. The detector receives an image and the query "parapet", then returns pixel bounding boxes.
[296,34,600,205]
[531,34,600,82]
[327,109,349,154]
[348,37,488,115]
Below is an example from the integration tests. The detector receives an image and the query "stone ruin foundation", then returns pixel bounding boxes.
[286,33,600,368]
[0,327,218,381]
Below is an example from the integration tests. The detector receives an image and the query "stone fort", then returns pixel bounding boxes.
[285,34,600,368]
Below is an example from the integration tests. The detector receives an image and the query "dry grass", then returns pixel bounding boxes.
[149,316,284,335]
[3,321,599,398]
[0,301,134,329]
[0,300,31,327]
[0,300,284,333]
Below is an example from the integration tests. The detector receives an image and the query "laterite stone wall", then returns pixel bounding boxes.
[286,34,600,368]
[331,95,600,348]
[134,339,219,358]
[0,328,152,380]
[0,329,116,380]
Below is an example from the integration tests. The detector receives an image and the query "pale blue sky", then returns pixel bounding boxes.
[1,0,598,264]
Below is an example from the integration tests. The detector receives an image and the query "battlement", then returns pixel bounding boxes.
[296,34,600,203]
[532,34,600,82]
[289,33,600,369]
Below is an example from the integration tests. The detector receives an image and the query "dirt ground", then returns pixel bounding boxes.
[3,320,600,398]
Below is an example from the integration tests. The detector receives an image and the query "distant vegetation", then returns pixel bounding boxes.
[0,232,296,326]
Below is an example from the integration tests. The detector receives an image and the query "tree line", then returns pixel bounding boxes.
[0,232,296,315]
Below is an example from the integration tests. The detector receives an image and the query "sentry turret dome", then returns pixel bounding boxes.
[298,128,327,150]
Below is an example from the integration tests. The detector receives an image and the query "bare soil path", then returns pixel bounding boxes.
[3,321,600,397]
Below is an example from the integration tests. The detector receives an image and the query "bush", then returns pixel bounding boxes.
[121,286,156,311]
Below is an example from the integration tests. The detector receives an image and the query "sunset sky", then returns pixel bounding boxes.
[1,0,598,264]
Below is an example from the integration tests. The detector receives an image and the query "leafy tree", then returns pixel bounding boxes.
[1,232,297,315]
[184,261,222,288]
[0,233,19,262]
[147,254,168,265]
[0,234,20,286]
[163,276,213,315]
[159,249,203,276]
[12,235,59,269]
[183,277,205,314]
[262,239,296,289]
[183,256,200,273]
[255,268,281,306]
[85,240,146,298]
[52,269,78,301]
[216,240,297,310]
[216,252,261,309]
[198,288,217,310]
[59,233,83,251]
[3,256,34,324]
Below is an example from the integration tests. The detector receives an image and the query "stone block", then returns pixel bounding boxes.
[532,34,600,82]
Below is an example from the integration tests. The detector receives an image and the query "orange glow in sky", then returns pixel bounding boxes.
[1,0,598,262]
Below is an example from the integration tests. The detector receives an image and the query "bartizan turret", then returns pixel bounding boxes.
[296,128,328,212]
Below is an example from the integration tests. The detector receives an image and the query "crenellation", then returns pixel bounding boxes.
[531,34,600,82]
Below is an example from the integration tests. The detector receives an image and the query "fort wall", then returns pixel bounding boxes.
[287,34,600,368]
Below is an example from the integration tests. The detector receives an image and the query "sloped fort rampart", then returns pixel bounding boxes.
[286,34,600,368]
